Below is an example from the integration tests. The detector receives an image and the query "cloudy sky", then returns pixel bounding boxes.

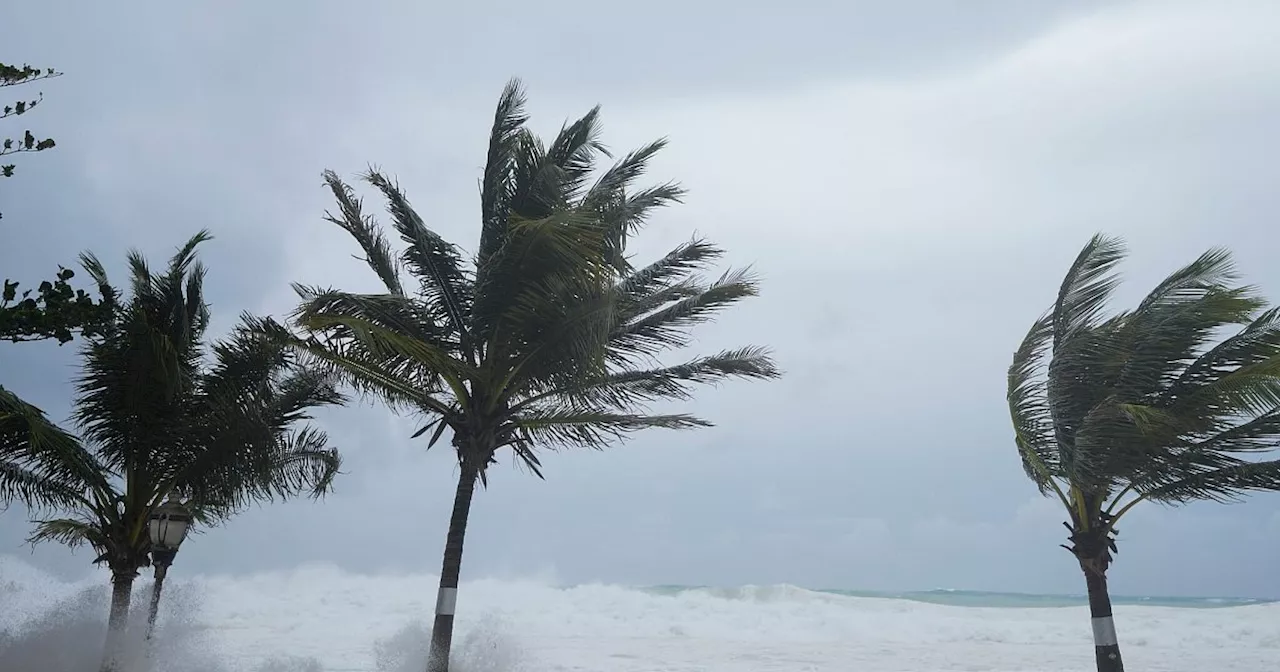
[2,0,1279,598]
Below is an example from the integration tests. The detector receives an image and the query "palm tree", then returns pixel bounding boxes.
[262,79,779,672]
[27,232,345,672]
[1007,233,1280,672]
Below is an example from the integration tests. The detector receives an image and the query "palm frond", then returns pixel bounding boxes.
[610,267,760,366]
[27,516,105,551]
[1173,355,1280,425]
[582,138,679,269]
[520,347,779,412]
[0,386,106,505]
[511,408,711,449]
[1135,247,1238,312]
[363,170,476,359]
[185,425,342,514]
[1140,459,1280,504]
[1113,285,1263,403]
[0,460,77,510]
[1006,314,1064,498]
[510,130,551,216]
[322,170,405,296]
[203,320,348,422]
[1185,407,1280,454]
[272,366,348,422]
[1051,233,1126,347]
[543,105,608,202]
[301,314,469,391]
[1164,307,1280,405]
[582,139,670,212]
[597,183,686,269]
[616,238,724,302]
[476,78,530,269]
[77,250,120,327]
[264,427,343,499]
[78,250,113,295]
[249,314,457,419]
[291,286,458,353]
[292,290,471,385]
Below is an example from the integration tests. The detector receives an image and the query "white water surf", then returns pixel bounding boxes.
[2,555,1276,671]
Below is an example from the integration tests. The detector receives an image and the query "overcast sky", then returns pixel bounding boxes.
[2,0,1279,598]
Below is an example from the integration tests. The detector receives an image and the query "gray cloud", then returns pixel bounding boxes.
[2,0,1278,599]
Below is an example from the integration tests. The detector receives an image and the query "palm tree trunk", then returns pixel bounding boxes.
[1082,566,1124,672]
[100,570,136,672]
[426,465,479,672]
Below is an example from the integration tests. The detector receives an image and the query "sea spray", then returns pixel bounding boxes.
[0,580,226,672]
[5,555,1275,671]
[0,571,326,672]
[373,614,525,672]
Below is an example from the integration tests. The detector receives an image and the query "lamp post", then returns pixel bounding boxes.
[145,493,192,641]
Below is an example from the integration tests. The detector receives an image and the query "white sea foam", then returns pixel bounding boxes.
[2,554,1277,672]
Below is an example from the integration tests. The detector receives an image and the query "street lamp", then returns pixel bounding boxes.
[145,493,192,640]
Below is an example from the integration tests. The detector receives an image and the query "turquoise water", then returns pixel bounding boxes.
[641,585,1275,609]
[823,588,1275,608]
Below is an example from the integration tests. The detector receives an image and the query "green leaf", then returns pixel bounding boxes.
[426,418,449,449]
[321,170,405,296]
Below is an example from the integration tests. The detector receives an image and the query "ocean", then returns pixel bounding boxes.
[645,584,1275,609]
[2,555,1276,672]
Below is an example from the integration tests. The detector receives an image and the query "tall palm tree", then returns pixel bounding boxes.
[1007,233,1280,672]
[27,232,345,672]
[263,79,779,672]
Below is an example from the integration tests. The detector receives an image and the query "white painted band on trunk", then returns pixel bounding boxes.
[435,587,458,616]
[1091,616,1118,647]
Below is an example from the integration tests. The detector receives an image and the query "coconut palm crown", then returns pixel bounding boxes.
[1007,233,1280,672]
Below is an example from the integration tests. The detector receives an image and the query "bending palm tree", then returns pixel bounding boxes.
[28,232,344,672]
[266,79,779,672]
[1007,234,1280,672]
